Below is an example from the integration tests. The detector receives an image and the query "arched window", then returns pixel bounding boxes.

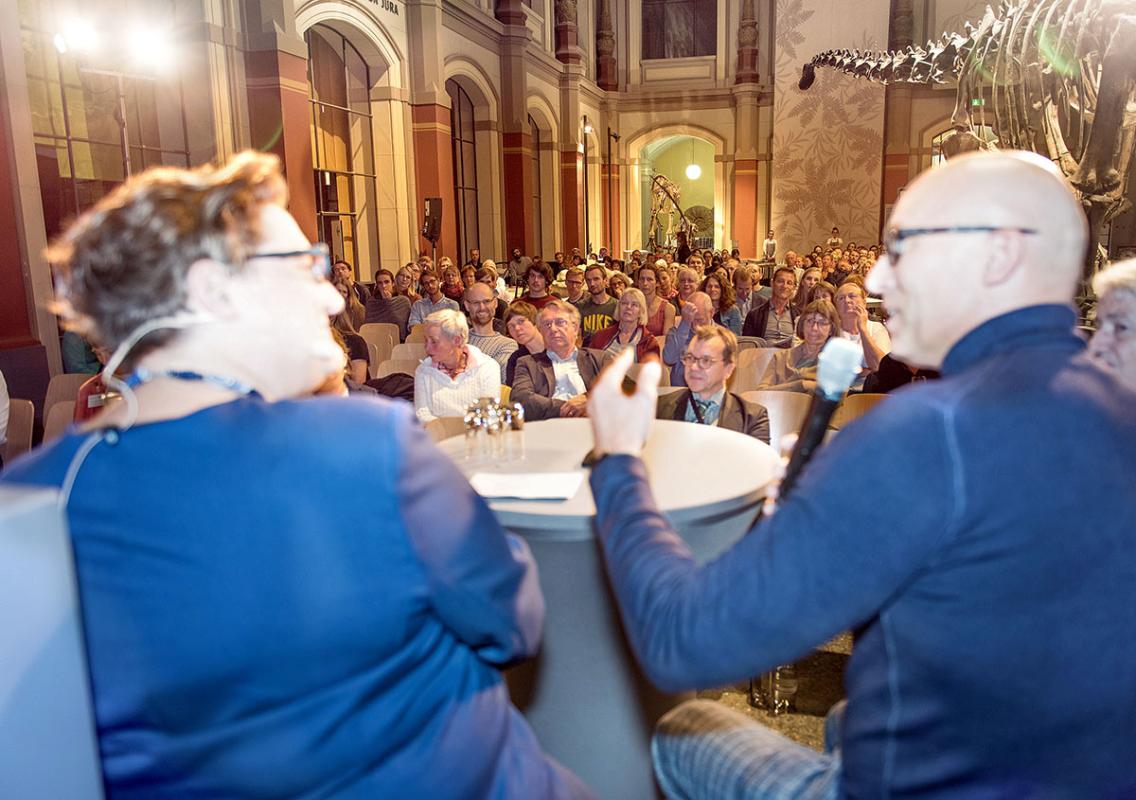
[529,114,542,257]
[448,79,479,261]
[642,0,716,59]
[930,125,997,166]
[307,24,380,280]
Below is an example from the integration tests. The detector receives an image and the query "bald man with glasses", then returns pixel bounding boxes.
[584,151,1136,799]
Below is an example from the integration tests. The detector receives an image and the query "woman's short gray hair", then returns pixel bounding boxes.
[425,309,469,345]
[1093,258,1136,301]
[619,287,650,326]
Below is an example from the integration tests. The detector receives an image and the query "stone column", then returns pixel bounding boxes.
[600,118,621,254]
[559,67,585,250]
[556,0,582,65]
[732,86,760,256]
[242,0,317,242]
[407,0,457,258]
[596,0,617,91]
[500,23,535,253]
[735,0,760,85]
[881,0,916,222]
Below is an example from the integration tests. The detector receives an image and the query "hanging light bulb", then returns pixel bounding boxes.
[684,136,701,180]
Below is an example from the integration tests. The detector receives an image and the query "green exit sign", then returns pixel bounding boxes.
[971,98,986,107]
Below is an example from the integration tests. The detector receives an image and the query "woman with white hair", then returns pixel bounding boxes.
[1090,259,1136,393]
[414,308,500,422]
[588,288,661,362]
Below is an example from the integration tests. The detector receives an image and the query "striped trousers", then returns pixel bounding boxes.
[651,699,845,799]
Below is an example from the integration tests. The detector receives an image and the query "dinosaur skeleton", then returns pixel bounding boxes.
[798,0,1136,280]
[646,174,695,248]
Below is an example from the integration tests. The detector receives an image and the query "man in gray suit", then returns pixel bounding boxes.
[656,326,770,443]
[512,299,614,421]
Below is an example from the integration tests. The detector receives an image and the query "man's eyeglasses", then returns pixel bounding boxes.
[681,354,726,369]
[540,317,575,330]
[248,243,331,280]
[885,226,1037,265]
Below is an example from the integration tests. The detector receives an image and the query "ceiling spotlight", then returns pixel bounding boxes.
[56,17,99,55]
[685,163,702,180]
[128,23,172,72]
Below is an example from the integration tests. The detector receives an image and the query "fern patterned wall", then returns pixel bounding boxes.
[771,0,890,250]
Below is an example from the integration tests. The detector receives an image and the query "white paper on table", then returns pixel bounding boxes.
[470,471,585,501]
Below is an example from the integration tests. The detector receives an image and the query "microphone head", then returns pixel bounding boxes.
[817,338,863,400]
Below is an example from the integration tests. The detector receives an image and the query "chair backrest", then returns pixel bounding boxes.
[43,401,77,445]
[423,416,466,442]
[376,359,421,379]
[0,485,106,799]
[736,336,767,353]
[741,390,811,451]
[391,343,427,361]
[2,399,35,462]
[363,322,404,363]
[829,393,887,431]
[44,373,90,417]
[405,326,426,344]
[731,348,779,394]
[366,343,381,379]
[500,385,511,404]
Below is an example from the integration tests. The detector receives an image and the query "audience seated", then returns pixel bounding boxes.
[465,283,518,382]
[414,309,500,422]
[503,301,545,386]
[394,264,420,304]
[808,279,836,306]
[1089,258,1136,393]
[702,272,742,335]
[61,330,103,374]
[756,299,841,392]
[563,267,587,307]
[589,288,662,363]
[440,260,464,302]
[364,268,412,341]
[332,259,369,307]
[578,264,618,342]
[608,272,629,299]
[330,309,370,386]
[636,263,677,338]
[657,325,769,443]
[333,276,367,331]
[522,262,556,309]
[409,271,460,327]
[834,276,891,387]
[732,265,758,320]
[663,291,718,388]
[673,266,700,310]
[794,267,822,313]
[511,300,612,420]
[742,266,799,346]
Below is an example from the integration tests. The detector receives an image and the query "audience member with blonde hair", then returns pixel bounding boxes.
[589,287,661,362]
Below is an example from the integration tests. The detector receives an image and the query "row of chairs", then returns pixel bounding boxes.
[1,372,88,463]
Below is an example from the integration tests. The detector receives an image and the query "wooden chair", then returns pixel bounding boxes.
[627,362,670,387]
[44,373,90,416]
[391,343,427,361]
[359,323,398,362]
[405,326,426,344]
[376,359,420,379]
[500,385,511,404]
[829,393,887,431]
[43,401,77,444]
[366,343,382,379]
[741,390,811,451]
[730,348,779,394]
[736,336,767,353]
[424,416,466,442]
[2,399,34,462]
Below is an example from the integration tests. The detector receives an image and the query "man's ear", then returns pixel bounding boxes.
[183,258,240,319]
[981,230,1027,286]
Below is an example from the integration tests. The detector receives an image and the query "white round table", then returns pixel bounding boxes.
[439,418,779,799]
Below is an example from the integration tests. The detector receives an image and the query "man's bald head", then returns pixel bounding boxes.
[691,291,714,325]
[868,151,1088,369]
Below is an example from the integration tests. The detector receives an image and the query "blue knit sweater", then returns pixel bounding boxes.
[592,305,1136,798]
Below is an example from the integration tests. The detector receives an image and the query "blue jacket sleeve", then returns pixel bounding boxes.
[662,321,692,366]
[588,396,963,692]
[394,405,544,665]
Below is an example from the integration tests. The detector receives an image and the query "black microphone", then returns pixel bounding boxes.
[775,338,862,503]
